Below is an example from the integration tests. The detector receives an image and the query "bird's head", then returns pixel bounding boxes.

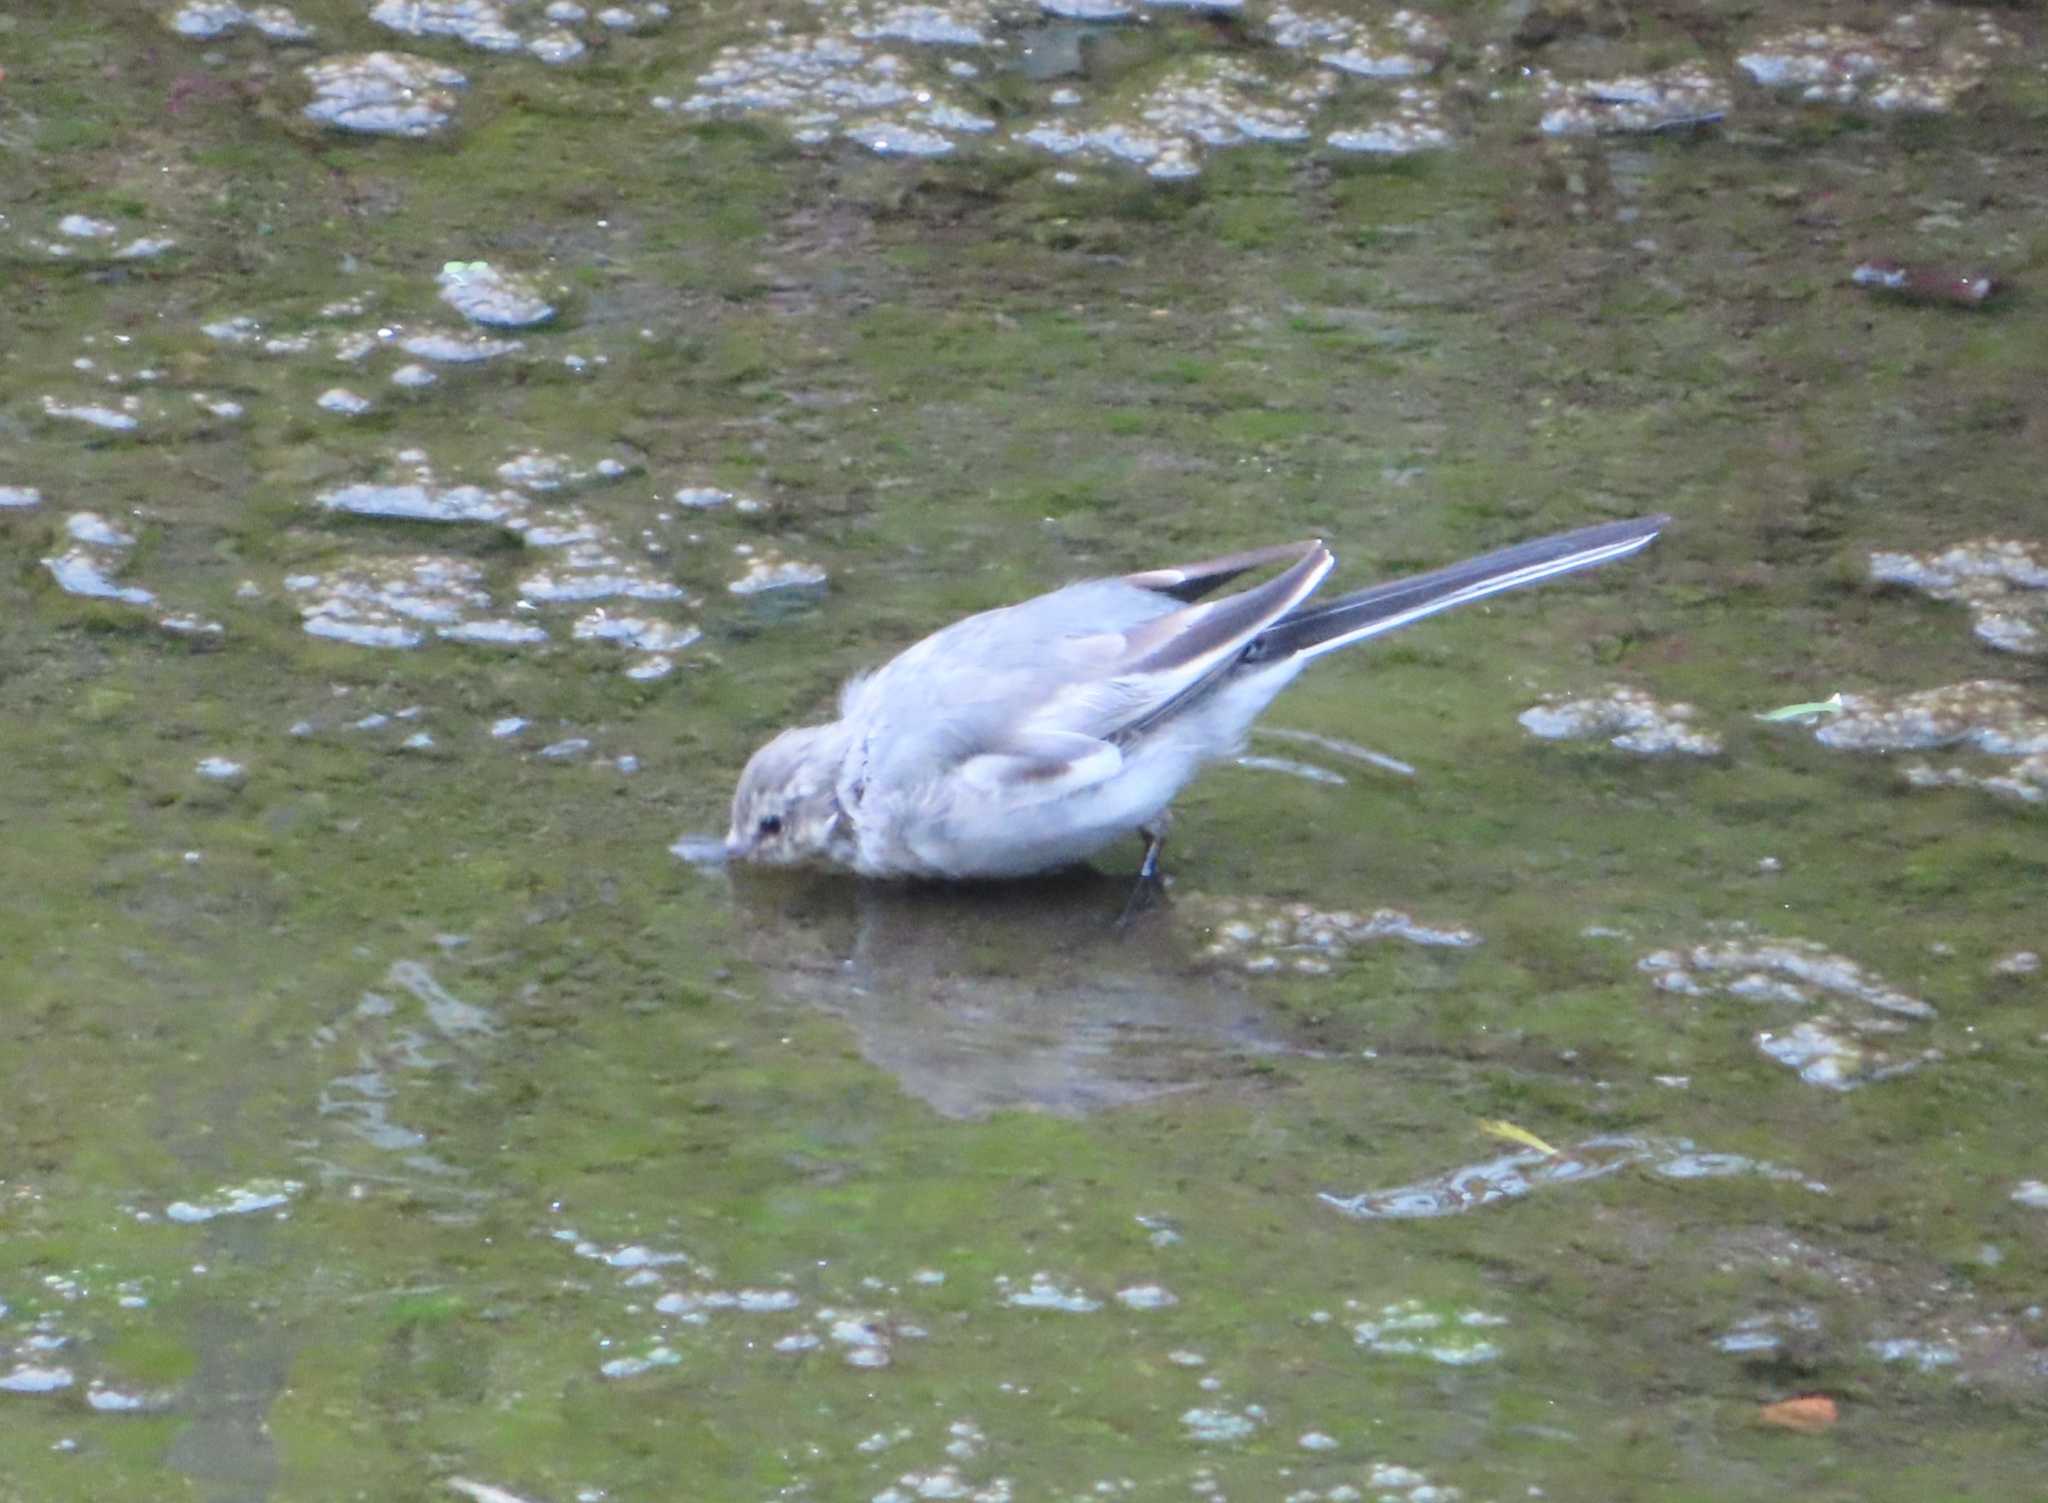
[725,723,856,868]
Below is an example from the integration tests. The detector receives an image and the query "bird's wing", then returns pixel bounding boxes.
[955,730,1124,795]
[1118,540,1332,674]
[1122,541,1331,603]
[857,543,1331,801]
[1006,541,1334,778]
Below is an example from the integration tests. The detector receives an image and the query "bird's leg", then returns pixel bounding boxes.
[1115,814,1173,928]
[1137,819,1168,884]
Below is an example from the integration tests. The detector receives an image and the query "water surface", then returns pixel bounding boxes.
[4,2,2046,1499]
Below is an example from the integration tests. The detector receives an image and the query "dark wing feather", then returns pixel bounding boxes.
[1122,541,1326,604]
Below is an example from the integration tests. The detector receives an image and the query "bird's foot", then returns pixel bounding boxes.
[1114,820,1172,930]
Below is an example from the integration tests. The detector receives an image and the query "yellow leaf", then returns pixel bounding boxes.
[1477,1119,1559,1156]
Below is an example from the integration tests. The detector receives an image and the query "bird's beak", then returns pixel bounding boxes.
[669,834,734,867]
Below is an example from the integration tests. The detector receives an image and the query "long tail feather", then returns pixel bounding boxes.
[1248,515,1667,664]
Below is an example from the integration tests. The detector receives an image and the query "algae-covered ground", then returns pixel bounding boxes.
[4,1,2047,1499]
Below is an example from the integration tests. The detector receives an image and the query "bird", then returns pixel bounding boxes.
[724,514,1667,884]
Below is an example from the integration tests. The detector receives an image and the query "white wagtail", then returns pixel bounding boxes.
[725,515,1667,883]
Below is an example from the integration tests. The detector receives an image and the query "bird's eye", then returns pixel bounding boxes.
[757,814,783,837]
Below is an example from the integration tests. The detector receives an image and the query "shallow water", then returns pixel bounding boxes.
[4,1,2047,1498]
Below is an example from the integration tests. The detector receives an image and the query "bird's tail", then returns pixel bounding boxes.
[1247,514,1668,664]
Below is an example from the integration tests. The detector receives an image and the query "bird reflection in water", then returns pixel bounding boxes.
[718,865,1297,1120]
